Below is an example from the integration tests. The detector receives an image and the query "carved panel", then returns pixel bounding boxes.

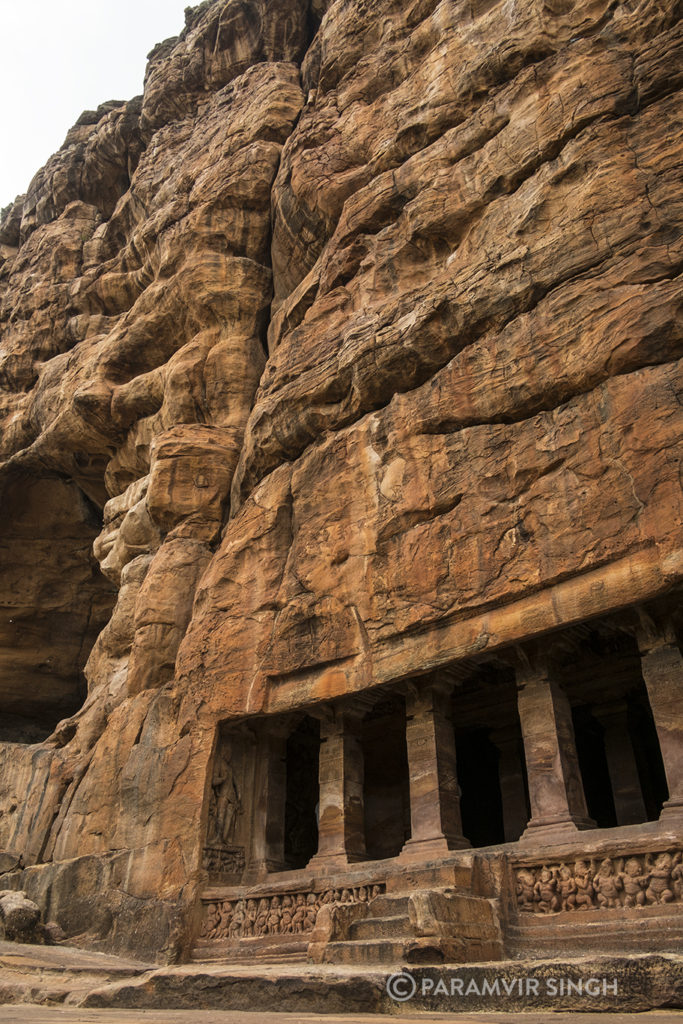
[203,844,246,875]
[205,726,253,879]
[200,883,385,941]
[208,734,242,847]
[515,850,683,913]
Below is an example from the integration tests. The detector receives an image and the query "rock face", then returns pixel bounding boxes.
[0,0,681,968]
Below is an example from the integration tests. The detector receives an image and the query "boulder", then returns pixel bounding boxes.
[0,890,41,942]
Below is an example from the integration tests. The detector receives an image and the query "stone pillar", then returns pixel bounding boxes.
[491,728,529,842]
[307,705,366,868]
[400,681,469,859]
[516,655,594,841]
[638,629,683,821]
[593,702,647,826]
[247,721,290,878]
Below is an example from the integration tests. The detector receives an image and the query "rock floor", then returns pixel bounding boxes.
[1,942,681,1018]
[1,1010,683,1023]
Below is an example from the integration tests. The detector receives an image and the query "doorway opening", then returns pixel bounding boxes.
[362,697,410,859]
[284,716,320,869]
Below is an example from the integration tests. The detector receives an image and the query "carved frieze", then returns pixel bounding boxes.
[203,845,246,875]
[200,884,385,941]
[515,851,683,913]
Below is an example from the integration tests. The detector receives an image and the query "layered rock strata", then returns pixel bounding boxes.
[0,0,681,961]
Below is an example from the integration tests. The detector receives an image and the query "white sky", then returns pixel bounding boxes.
[0,0,192,210]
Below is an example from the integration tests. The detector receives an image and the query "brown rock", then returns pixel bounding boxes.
[0,891,41,943]
[0,0,681,981]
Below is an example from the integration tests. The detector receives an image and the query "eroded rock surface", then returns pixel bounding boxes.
[0,890,41,943]
[0,0,681,962]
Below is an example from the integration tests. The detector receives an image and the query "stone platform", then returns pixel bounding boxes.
[2,1013,683,1024]
[2,1012,683,1024]
[0,942,681,1015]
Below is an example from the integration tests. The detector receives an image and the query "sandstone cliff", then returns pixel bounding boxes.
[0,0,681,959]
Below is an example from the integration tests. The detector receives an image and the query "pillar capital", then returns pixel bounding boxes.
[509,640,566,687]
[612,602,678,655]
[309,697,370,735]
[400,675,454,717]
[634,606,678,656]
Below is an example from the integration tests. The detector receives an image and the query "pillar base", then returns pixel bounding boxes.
[400,834,470,861]
[519,814,595,844]
[659,799,683,826]
[306,852,366,872]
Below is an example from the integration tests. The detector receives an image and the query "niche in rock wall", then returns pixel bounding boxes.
[0,471,116,741]
[204,725,255,881]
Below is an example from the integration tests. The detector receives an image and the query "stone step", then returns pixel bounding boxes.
[192,937,309,963]
[192,950,310,964]
[367,893,411,916]
[322,937,446,966]
[506,915,683,957]
[348,914,412,940]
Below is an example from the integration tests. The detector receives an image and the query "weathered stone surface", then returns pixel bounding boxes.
[0,0,681,971]
[0,892,40,943]
[0,472,115,737]
[74,954,683,1013]
[0,854,21,877]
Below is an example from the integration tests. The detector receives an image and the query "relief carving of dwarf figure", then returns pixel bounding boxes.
[619,857,648,908]
[645,852,675,904]
[516,868,536,911]
[557,863,578,911]
[280,894,294,934]
[211,745,241,846]
[304,892,319,931]
[254,898,269,937]
[202,902,219,938]
[573,860,595,910]
[244,898,258,937]
[216,901,233,940]
[266,896,282,935]
[291,893,307,933]
[229,899,246,938]
[534,865,560,913]
[671,852,683,899]
[593,858,622,909]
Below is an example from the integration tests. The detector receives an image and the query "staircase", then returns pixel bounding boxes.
[314,889,505,966]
